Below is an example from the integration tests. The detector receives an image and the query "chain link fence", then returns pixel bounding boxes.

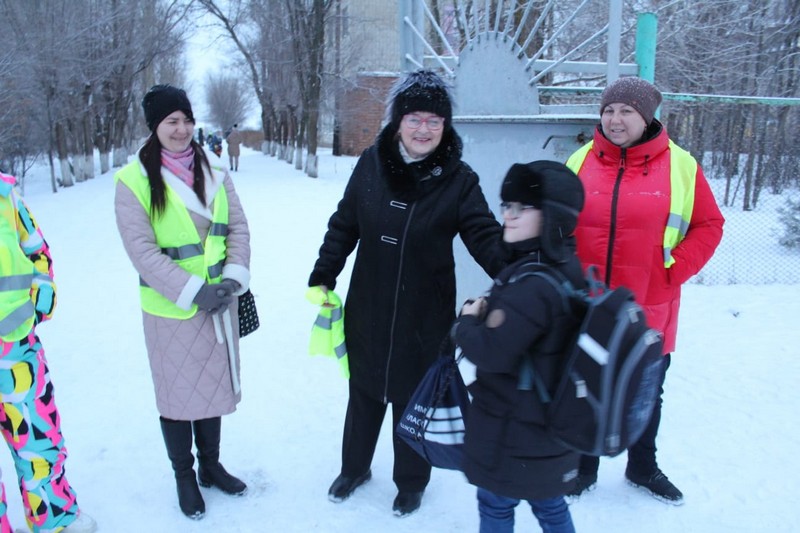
[693,173,799,286]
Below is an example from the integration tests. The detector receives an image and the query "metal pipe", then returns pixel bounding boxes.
[538,86,800,106]
[635,12,658,82]
[607,0,622,82]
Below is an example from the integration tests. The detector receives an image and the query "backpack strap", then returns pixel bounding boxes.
[513,266,577,403]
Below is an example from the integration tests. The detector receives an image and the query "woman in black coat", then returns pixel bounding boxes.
[453,161,586,533]
[308,69,505,517]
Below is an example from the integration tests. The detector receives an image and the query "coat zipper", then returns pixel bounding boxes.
[384,202,418,404]
[605,149,626,286]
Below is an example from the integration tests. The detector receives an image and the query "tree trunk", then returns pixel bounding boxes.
[82,112,95,180]
[296,112,306,171]
[302,0,326,178]
[55,122,74,187]
[332,0,342,156]
[96,113,111,174]
[305,107,320,178]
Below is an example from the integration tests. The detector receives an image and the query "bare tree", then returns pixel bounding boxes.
[284,0,333,177]
[205,73,253,130]
[241,0,302,162]
[654,0,800,210]
[0,0,192,192]
[198,0,278,154]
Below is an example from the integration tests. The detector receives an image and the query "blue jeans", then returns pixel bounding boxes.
[477,487,575,533]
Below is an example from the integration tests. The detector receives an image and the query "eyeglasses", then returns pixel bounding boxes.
[500,202,537,217]
[402,115,445,131]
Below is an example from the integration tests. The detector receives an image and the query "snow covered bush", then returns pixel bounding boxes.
[778,196,800,249]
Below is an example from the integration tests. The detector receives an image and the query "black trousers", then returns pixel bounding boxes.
[579,353,672,477]
[339,381,431,493]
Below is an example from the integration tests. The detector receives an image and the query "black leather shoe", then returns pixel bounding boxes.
[565,473,598,502]
[328,470,372,502]
[626,468,684,505]
[392,491,423,517]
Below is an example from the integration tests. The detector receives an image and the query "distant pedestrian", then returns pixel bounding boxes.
[226,124,242,171]
[206,131,222,158]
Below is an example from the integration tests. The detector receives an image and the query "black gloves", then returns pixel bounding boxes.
[194,282,235,315]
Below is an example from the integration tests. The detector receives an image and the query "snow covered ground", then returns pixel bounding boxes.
[1,145,797,532]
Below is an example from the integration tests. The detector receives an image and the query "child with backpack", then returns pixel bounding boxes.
[452,161,585,533]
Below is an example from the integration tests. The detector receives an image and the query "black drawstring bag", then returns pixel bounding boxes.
[238,290,260,337]
[395,338,470,471]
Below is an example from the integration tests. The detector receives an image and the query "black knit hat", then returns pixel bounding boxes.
[501,160,585,262]
[387,70,453,130]
[142,84,194,132]
[600,77,662,125]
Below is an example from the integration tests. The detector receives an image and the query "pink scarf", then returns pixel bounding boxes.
[161,148,195,187]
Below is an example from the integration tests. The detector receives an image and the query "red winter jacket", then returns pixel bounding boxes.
[571,123,724,353]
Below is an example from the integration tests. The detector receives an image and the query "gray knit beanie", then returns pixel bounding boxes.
[600,77,663,125]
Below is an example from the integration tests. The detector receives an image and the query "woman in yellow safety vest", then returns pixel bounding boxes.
[114,85,251,521]
[565,77,724,505]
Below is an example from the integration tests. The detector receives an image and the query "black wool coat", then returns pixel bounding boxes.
[309,125,505,403]
[453,246,585,500]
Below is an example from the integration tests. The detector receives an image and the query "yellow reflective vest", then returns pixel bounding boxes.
[115,162,229,318]
[0,187,36,342]
[306,286,349,378]
[566,139,696,267]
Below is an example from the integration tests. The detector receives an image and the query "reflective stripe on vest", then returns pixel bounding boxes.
[307,289,350,378]
[566,139,697,267]
[313,306,348,360]
[0,190,36,341]
[116,161,229,319]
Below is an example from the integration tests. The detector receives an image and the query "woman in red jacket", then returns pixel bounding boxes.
[565,77,724,505]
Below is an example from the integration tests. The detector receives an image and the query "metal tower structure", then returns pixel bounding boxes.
[398,0,653,298]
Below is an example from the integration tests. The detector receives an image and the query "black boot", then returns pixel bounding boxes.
[193,417,247,496]
[160,417,205,519]
[392,491,424,517]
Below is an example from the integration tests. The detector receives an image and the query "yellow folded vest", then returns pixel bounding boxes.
[306,286,349,378]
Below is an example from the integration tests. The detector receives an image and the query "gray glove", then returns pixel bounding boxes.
[193,283,234,315]
[219,278,241,295]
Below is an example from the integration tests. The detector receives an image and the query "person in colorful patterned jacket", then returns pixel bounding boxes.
[0,173,96,533]
[565,77,724,505]
[114,85,251,521]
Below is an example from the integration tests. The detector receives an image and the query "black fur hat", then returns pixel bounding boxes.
[142,84,194,132]
[501,163,543,207]
[501,160,585,262]
[387,70,453,130]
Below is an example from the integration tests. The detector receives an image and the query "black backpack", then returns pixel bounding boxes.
[517,265,666,457]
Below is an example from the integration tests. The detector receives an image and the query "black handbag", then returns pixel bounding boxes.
[237,290,260,337]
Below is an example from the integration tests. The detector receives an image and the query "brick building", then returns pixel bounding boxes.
[335,2,401,155]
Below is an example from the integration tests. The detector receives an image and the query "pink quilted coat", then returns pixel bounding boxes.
[114,159,251,421]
